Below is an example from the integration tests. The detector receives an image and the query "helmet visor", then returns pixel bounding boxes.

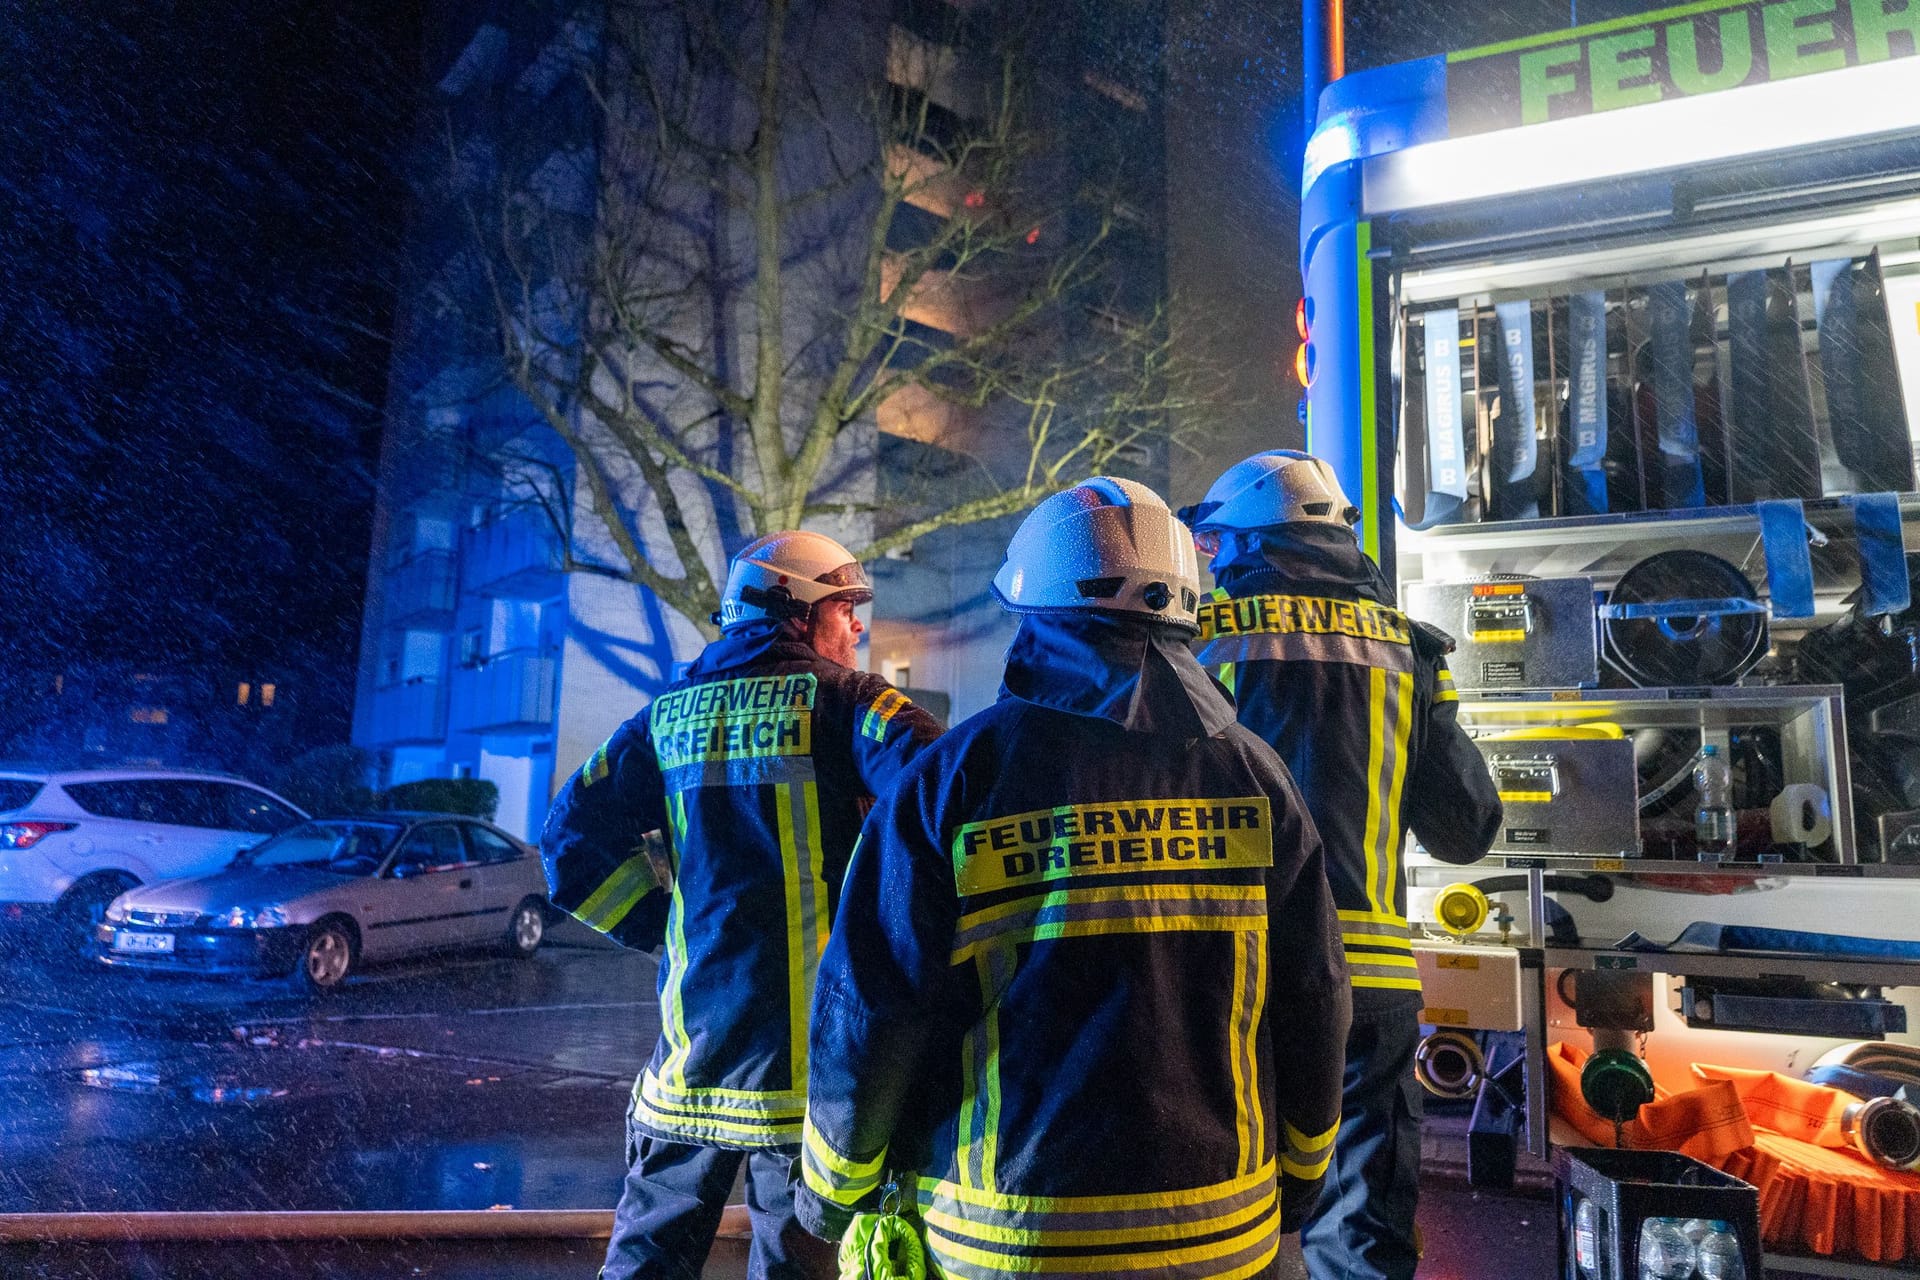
[814,560,873,605]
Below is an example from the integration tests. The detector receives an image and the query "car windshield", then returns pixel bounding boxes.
[240,821,400,873]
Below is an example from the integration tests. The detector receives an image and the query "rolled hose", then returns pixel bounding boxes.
[1415,1030,1485,1099]
[1815,1042,1920,1093]
[1841,1096,1920,1172]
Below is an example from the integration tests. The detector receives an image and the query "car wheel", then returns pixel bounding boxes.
[56,873,138,961]
[293,919,356,993]
[502,897,545,959]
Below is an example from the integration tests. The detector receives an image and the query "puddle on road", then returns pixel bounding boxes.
[69,1021,552,1106]
[77,1062,292,1105]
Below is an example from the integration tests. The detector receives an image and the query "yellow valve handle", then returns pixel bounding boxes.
[839,1210,926,1280]
[1434,883,1490,936]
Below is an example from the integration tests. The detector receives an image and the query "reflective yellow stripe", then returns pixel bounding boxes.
[926,1202,1277,1274]
[658,792,693,1087]
[635,1069,804,1144]
[640,1074,805,1118]
[635,1096,802,1143]
[1361,669,1388,916]
[802,1115,887,1206]
[960,883,1265,932]
[1219,661,1238,697]
[958,1009,978,1189]
[862,688,911,742]
[1228,930,1252,1174]
[955,913,1266,963]
[978,951,1008,1191]
[1347,951,1418,968]
[927,1160,1273,1213]
[1281,1152,1335,1180]
[1234,930,1269,1175]
[1360,669,1414,919]
[776,783,810,1092]
[1341,931,1413,949]
[573,851,658,933]
[1381,671,1415,914]
[952,884,1267,964]
[1286,1120,1337,1154]
[918,1185,1273,1249]
[581,740,612,786]
[1337,907,1409,924]
[1280,1117,1337,1180]
[1353,974,1424,991]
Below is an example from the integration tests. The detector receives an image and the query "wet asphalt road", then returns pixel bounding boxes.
[0,934,1849,1278]
[0,922,656,1215]
[0,925,1583,1277]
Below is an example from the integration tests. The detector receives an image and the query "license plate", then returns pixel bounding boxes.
[113,931,174,954]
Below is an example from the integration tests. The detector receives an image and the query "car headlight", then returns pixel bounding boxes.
[104,900,130,923]
[214,905,288,930]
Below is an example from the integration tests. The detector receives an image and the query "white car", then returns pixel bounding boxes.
[99,815,552,991]
[0,769,308,951]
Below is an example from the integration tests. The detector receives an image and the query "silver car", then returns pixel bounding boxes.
[96,814,552,991]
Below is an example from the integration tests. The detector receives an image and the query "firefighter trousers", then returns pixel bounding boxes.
[1300,998,1424,1280]
[601,1120,835,1280]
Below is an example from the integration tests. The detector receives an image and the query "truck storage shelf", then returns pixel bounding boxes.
[1398,495,1920,606]
[1401,493,1920,553]
[1408,854,1920,877]
[1458,685,1844,731]
[1543,946,1920,988]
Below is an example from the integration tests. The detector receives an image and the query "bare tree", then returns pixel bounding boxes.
[455,0,1208,638]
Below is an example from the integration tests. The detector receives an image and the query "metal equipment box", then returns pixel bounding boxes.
[1406,577,1599,691]
[1478,737,1640,857]
[1412,942,1524,1032]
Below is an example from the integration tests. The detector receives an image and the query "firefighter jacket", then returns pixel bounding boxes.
[797,613,1352,1278]
[540,622,943,1150]
[1194,526,1502,1004]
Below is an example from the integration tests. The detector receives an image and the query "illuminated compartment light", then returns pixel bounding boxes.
[1366,59,1920,214]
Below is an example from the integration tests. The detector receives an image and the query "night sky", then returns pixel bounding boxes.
[1,0,421,749]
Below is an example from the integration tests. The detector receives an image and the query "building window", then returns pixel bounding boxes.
[260,684,276,709]
[237,682,251,707]
[131,707,169,726]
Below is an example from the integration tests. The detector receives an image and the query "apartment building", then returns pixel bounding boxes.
[353,0,1170,838]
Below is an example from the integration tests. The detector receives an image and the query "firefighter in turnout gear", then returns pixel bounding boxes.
[796,478,1352,1279]
[1184,450,1502,1280]
[541,530,944,1280]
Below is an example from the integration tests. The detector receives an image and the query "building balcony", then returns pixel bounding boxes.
[463,509,562,601]
[385,551,457,625]
[451,650,558,735]
[368,680,449,746]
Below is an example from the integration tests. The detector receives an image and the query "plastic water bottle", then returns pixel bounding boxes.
[1638,1217,1698,1280]
[1573,1197,1601,1280]
[1695,1226,1748,1280]
[1694,745,1735,854]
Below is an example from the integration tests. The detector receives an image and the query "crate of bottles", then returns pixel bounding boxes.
[1556,1147,1761,1280]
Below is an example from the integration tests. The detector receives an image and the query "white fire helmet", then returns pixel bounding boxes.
[1179,450,1360,540]
[991,477,1201,631]
[716,530,873,629]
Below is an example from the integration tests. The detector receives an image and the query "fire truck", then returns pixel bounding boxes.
[1299,2,1920,1268]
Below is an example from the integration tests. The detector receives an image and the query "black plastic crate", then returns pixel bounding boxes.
[1555,1146,1763,1280]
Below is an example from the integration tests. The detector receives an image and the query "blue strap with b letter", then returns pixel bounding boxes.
[1757,499,1815,620]
[1847,492,1910,618]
